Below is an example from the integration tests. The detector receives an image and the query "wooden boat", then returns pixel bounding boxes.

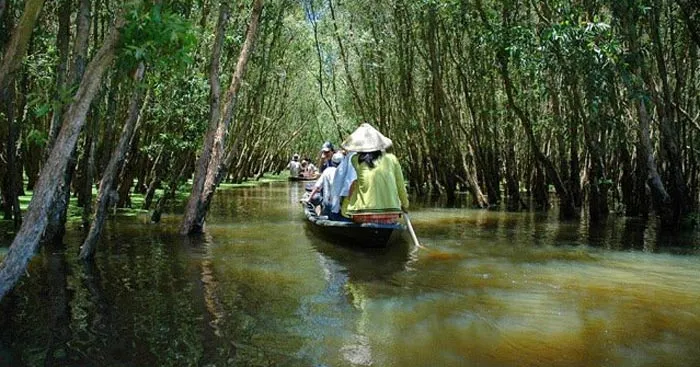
[302,202,405,247]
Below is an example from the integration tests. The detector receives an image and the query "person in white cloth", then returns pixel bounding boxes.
[306,151,344,217]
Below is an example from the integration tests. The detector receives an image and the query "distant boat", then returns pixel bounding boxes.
[301,202,406,247]
[288,174,318,182]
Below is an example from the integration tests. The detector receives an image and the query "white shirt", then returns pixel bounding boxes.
[288,160,301,176]
[314,166,339,211]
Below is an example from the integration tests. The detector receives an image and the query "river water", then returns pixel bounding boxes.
[1,181,699,366]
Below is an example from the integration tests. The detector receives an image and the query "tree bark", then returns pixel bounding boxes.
[649,1,688,227]
[44,0,93,245]
[80,62,146,260]
[45,0,72,161]
[0,11,125,302]
[0,0,45,91]
[181,0,263,235]
[180,2,229,234]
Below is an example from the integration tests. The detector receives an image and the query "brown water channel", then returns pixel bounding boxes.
[1,181,699,366]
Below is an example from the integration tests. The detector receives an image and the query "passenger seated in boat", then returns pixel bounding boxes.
[339,123,409,224]
[319,141,335,172]
[306,152,344,217]
[300,158,318,178]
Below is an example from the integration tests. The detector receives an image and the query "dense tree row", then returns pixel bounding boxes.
[305,0,699,229]
[0,0,698,298]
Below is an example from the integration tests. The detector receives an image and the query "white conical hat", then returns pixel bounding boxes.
[341,123,392,152]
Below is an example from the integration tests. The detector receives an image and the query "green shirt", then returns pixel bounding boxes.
[342,153,409,216]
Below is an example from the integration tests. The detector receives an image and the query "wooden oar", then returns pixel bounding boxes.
[403,212,427,250]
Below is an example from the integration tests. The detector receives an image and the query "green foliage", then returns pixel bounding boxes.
[118,3,198,71]
[25,129,47,148]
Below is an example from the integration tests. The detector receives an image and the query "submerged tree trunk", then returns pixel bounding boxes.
[460,148,488,208]
[80,62,146,260]
[497,51,575,218]
[180,2,229,234]
[181,0,263,235]
[0,12,125,301]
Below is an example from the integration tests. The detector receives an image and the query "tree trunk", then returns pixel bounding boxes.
[115,120,143,209]
[181,0,263,235]
[180,2,229,234]
[328,0,366,122]
[44,0,92,245]
[0,11,125,302]
[80,62,146,260]
[142,149,164,210]
[460,148,488,208]
[649,1,688,228]
[504,122,521,211]
[0,0,44,91]
[496,49,575,217]
[152,158,190,224]
[45,0,72,161]
[98,73,120,173]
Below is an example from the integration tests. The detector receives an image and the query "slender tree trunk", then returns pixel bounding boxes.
[328,0,366,123]
[637,99,670,210]
[617,1,672,220]
[115,119,143,209]
[1,79,16,221]
[80,62,146,260]
[98,73,120,173]
[6,79,22,227]
[460,148,488,208]
[70,0,91,86]
[650,1,688,227]
[504,121,521,211]
[180,2,229,234]
[46,0,72,161]
[306,0,339,136]
[152,158,190,224]
[0,11,126,301]
[79,106,99,228]
[0,0,44,91]
[44,0,92,245]
[142,149,164,210]
[181,0,263,235]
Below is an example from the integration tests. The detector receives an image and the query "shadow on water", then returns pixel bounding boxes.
[304,225,414,283]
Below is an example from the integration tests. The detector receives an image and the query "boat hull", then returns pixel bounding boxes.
[302,203,405,247]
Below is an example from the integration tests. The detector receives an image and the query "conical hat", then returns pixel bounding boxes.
[341,123,392,152]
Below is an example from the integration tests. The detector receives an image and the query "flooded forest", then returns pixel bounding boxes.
[0,0,699,365]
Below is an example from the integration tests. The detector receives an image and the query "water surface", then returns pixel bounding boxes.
[1,182,699,366]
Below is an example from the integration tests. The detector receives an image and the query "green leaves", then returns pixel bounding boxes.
[118,3,197,71]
